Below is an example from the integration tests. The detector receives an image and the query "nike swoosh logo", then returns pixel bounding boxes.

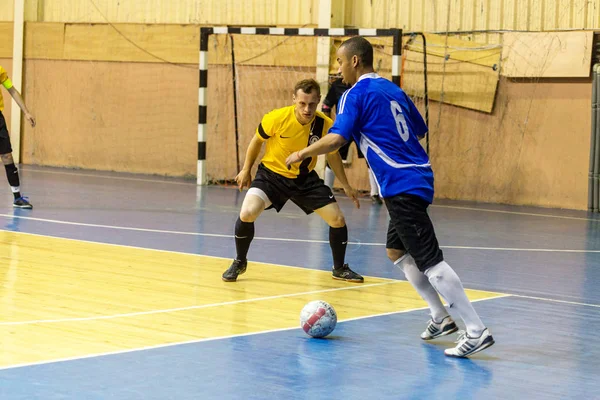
[235,235,248,239]
[342,241,348,245]
[329,195,334,199]
[280,136,292,139]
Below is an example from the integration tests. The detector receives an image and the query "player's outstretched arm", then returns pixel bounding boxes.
[326,151,359,209]
[285,133,346,167]
[235,135,264,191]
[7,86,35,127]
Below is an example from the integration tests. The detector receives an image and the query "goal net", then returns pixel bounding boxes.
[197,27,423,185]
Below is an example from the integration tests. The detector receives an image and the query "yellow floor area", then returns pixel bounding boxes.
[0,231,506,368]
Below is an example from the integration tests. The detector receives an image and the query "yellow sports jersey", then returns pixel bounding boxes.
[256,105,333,178]
[0,66,13,112]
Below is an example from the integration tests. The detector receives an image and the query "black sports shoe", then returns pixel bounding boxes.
[332,264,364,283]
[13,196,32,209]
[222,259,247,282]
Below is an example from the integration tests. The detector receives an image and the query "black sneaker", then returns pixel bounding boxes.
[332,264,364,283]
[13,196,32,209]
[222,259,247,282]
[371,195,383,205]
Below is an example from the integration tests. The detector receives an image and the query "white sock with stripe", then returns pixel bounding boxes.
[424,261,486,337]
[395,255,448,322]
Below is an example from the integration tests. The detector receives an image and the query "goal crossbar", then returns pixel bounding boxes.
[196,26,402,184]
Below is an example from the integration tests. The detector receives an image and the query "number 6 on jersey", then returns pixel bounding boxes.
[391,100,409,142]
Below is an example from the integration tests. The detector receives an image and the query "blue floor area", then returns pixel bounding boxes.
[1,297,597,400]
[1,166,599,399]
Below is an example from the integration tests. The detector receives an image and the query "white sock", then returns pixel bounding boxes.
[425,261,485,337]
[368,168,378,196]
[395,255,448,322]
[324,167,335,189]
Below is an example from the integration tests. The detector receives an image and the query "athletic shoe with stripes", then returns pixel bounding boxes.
[444,328,495,358]
[420,316,459,340]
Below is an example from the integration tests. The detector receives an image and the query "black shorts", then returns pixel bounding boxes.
[385,194,444,271]
[0,111,13,154]
[326,141,365,170]
[251,164,336,214]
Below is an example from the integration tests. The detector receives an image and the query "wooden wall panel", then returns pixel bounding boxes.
[40,0,319,25]
[62,24,199,64]
[428,77,591,210]
[345,0,600,42]
[502,31,593,78]
[0,1,13,22]
[0,23,13,58]
[20,59,199,177]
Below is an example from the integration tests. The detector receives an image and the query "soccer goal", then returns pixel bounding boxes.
[197,27,414,185]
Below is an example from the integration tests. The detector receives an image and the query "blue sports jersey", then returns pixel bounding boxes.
[329,73,434,203]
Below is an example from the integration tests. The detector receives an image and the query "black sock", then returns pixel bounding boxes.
[4,163,20,199]
[329,225,348,270]
[235,217,255,261]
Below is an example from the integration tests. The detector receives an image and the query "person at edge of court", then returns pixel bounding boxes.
[0,65,36,209]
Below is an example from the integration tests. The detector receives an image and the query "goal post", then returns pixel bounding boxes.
[197,26,403,185]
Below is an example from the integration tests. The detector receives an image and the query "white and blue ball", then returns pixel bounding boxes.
[300,300,337,338]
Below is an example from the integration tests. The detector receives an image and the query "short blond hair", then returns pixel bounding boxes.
[294,79,321,97]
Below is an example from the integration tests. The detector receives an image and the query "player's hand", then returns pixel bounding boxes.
[342,184,360,209]
[235,169,252,191]
[285,151,303,169]
[25,113,35,127]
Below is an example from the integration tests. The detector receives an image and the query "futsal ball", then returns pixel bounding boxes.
[300,300,337,338]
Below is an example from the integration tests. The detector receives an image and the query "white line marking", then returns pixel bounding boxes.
[0,295,509,372]
[19,167,195,186]
[510,294,600,308]
[0,281,400,326]
[0,231,396,277]
[17,167,600,222]
[432,204,600,222]
[2,214,600,253]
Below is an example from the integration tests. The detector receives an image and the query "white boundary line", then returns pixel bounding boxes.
[432,204,599,222]
[0,295,510,372]
[510,294,600,308]
[0,281,401,326]
[2,214,600,253]
[19,167,600,222]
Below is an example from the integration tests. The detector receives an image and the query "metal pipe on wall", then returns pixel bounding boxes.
[590,64,598,211]
[593,65,600,212]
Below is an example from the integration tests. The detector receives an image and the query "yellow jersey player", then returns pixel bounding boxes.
[0,65,36,208]
[222,78,364,283]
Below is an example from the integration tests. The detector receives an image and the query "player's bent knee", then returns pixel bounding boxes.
[328,213,346,228]
[387,248,405,262]
[239,207,261,222]
[0,153,14,165]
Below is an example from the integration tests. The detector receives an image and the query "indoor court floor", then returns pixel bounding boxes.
[0,165,598,399]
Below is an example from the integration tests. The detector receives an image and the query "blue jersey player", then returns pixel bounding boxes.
[286,36,494,358]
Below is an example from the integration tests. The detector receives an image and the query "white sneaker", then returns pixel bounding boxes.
[444,328,495,358]
[420,316,459,340]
